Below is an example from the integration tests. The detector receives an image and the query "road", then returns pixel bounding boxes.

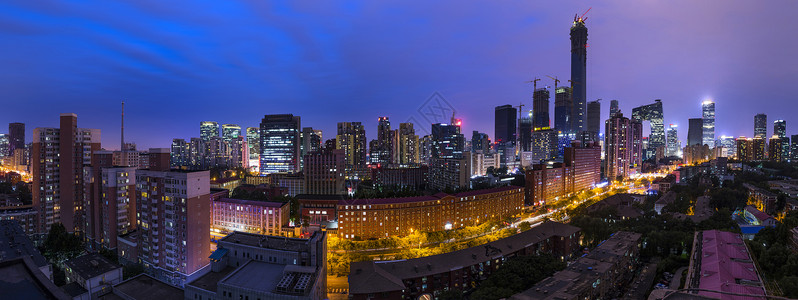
[327,275,349,300]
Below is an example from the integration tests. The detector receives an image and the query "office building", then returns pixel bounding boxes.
[32,113,100,233]
[0,134,7,158]
[260,114,301,175]
[631,100,664,149]
[8,122,24,159]
[683,230,766,299]
[702,100,715,148]
[471,131,490,153]
[369,139,392,165]
[303,148,345,195]
[774,119,786,138]
[336,122,367,176]
[792,135,798,162]
[518,117,533,152]
[717,135,737,158]
[609,99,619,118]
[338,186,523,239]
[300,127,322,161]
[586,99,601,141]
[395,123,419,164]
[431,122,464,159]
[554,87,573,134]
[494,105,517,146]
[84,150,136,250]
[754,113,767,139]
[221,124,241,142]
[687,118,704,146]
[200,121,219,141]
[666,124,680,157]
[533,88,550,129]
[570,14,588,133]
[246,127,260,162]
[211,198,289,236]
[186,231,327,300]
[428,156,470,191]
[604,112,640,181]
[136,149,211,287]
[350,221,580,300]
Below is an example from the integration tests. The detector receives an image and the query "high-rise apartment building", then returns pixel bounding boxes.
[336,122,367,176]
[300,127,322,158]
[8,122,25,159]
[702,100,715,148]
[554,87,573,134]
[570,14,588,134]
[529,128,558,164]
[525,141,600,206]
[84,151,136,250]
[586,100,601,141]
[397,123,419,164]
[631,100,664,149]
[533,88,550,129]
[769,137,788,162]
[604,112,638,181]
[303,148,345,195]
[136,149,210,287]
[494,105,517,145]
[200,121,219,141]
[688,118,704,146]
[259,114,301,175]
[666,124,681,157]
[791,135,798,162]
[0,134,8,157]
[171,138,189,168]
[754,114,767,139]
[32,114,101,233]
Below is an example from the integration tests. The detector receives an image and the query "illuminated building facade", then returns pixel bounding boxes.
[32,113,101,233]
[533,88,550,129]
[754,114,767,139]
[337,186,523,239]
[200,121,219,141]
[631,100,664,149]
[336,122,367,176]
[702,100,715,148]
[211,198,288,236]
[525,142,600,206]
[604,112,640,180]
[570,15,588,134]
[397,123,419,164]
[303,148,345,195]
[666,124,680,157]
[259,114,301,175]
[554,87,573,134]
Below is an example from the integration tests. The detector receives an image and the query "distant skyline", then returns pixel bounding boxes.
[1,1,797,150]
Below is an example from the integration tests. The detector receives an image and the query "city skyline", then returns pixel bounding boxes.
[2,1,797,150]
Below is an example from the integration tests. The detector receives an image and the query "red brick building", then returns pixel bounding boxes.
[525,142,601,206]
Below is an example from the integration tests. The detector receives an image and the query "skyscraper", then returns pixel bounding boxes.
[431,122,464,159]
[702,100,715,148]
[609,100,619,118]
[532,88,550,129]
[200,121,219,141]
[171,138,189,168]
[494,105,517,145]
[246,127,260,160]
[32,113,100,233]
[300,127,322,158]
[8,122,24,158]
[303,147,345,195]
[259,114,301,174]
[0,134,7,157]
[791,135,798,162]
[631,100,664,149]
[570,14,588,134]
[336,122,367,175]
[754,114,767,139]
[688,118,704,146]
[586,100,601,140]
[605,113,633,181]
[519,117,533,152]
[221,124,241,141]
[471,131,490,153]
[553,87,572,134]
[666,124,681,157]
[774,120,786,138]
[717,136,737,158]
[397,123,419,164]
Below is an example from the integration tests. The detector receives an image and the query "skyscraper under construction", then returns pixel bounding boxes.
[570,12,588,134]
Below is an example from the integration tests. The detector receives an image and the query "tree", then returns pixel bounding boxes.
[438,289,464,300]
[470,254,565,300]
[230,187,250,199]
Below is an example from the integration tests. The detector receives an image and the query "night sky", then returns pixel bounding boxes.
[2,1,797,150]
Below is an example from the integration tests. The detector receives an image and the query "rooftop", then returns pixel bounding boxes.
[65,253,120,280]
[187,266,236,293]
[0,220,47,268]
[218,231,318,253]
[220,260,285,294]
[340,186,523,206]
[215,197,287,208]
[101,274,183,300]
[694,230,765,300]
[349,221,580,294]
[0,256,70,300]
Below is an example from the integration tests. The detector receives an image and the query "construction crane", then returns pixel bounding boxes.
[525,78,541,91]
[547,75,560,91]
